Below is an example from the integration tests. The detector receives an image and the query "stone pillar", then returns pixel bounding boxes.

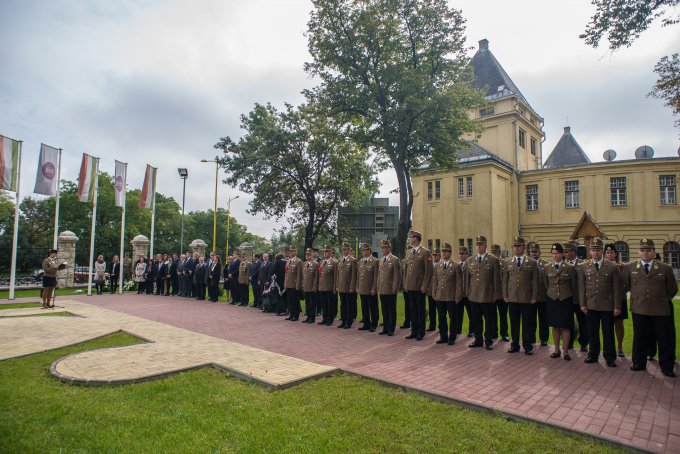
[190,239,208,258]
[278,243,289,257]
[239,242,254,262]
[131,235,150,261]
[57,230,78,288]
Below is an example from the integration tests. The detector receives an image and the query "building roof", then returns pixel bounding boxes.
[418,141,514,173]
[471,39,534,113]
[543,126,591,168]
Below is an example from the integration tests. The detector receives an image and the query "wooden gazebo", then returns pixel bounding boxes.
[570,211,607,254]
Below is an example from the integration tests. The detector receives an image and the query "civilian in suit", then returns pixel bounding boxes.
[357,243,379,332]
[250,254,262,307]
[153,255,164,295]
[177,254,186,296]
[258,253,273,306]
[169,253,179,296]
[145,257,155,294]
[490,244,510,342]
[465,235,502,350]
[228,253,241,305]
[284,247,303,321]
[110,255,120,294]
[545,243,579,361]
[336,242,358,329]
[273,253,287,316]
[432,242,462,345]
[193,256,207,300]
[377,240,401,336]
[318,246,338,325]
[404,231,433,341]
[207,254,222,302]
[182,252,194,297]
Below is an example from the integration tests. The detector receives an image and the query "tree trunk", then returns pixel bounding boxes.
[393,160,411,258]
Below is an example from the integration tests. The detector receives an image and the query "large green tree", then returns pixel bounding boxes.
[305,0,483,256]
[214,102,378,249]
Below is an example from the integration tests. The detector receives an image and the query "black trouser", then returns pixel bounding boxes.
[509,302,535,350]
[471,301,494,344]
[276,291,287,314]
[155,278,163,295]
[380,294,397,333]
[436,300,456,341]
[493,299,509,339]
[350,292,358,321]
[110,276,118,294]
[319,291,337,322]
[305,292,317,318]
[286,288,300,318]
[408,290,427,338]
[171,275,179,295]
[178,274,185,296]
[239,283,249,305]
[586,309,615,361]
[456,297,474,334]
[252,278,261,306]
[427,295,437,329]
[207,283,219,301]
[632,312,675,373]
[402,291,411,327]
[532,300,549,344]
[360,294,379,328]
[95,280,104,295]
[137,281,145,294]
[339,292,356,325]
[570,304,589,349]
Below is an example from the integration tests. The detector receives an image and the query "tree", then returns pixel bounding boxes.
[648,53,680,128]
[305,0,483,256]
[214,102,378,249]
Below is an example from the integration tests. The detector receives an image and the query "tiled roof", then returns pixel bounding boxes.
[544,126,591,168]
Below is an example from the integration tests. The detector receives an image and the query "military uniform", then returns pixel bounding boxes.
[302,249,319,323]
[400,253,411,329]
[336,243,358,329]
[544,255,578,329]
[579,239,623,365]
[284,248,303,321]
[318,246,338,326]
[504,237,540,354]
[528,242,550,346]
[377,240,401,335]
[623,239,678,376]
[432,243,462,345]
[465,235,502,349]
[238,258,251,307]
[427,252,440,331]
[455,247,474,336]
[357,244,379,331]
[565,241,588,351]
[404,231,433,340]
[491,244,509,341]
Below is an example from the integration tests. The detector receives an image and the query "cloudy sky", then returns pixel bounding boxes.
[1,0,678,240]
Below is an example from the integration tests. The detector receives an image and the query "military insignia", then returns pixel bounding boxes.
[636,263,640,269]
[654,264,659,270]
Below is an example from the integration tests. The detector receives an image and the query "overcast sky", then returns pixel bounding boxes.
[1,0,678,240]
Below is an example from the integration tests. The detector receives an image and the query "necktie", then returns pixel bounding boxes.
[644,263,650,274]
[595,262,600,271]
[517,258,521,268]
[555,264,560,271]
[412,249,416,256]
[383,257,387,263]
[478,256,482,263]
[444,262,448,269]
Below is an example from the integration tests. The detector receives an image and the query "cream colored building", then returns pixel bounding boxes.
[412,39,680,271]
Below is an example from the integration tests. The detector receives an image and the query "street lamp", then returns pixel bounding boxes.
[177,168,188,253]
[200,159,219,252]
[225,195,240,258]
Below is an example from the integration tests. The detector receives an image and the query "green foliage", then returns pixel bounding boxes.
[648,53,680,128]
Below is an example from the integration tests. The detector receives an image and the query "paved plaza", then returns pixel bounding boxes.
[1,293,679,453]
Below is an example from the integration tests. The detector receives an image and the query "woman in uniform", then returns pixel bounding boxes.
[544,243,578,361]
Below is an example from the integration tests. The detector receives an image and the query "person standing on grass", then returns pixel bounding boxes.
[544,243,578,362]
[604,244,628,358]
[41,249,61,308]
[134,255,146,294]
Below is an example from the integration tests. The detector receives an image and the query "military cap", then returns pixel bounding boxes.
[563,241,578,251]
[433,249,441,256]
[589,238,604,249]
[305,248,314,254]
[380,240,391,248]
[491,244,501,252]
[604,243,616,252]
[639,238,655,249]
[528,242,540,252]
[441,242,453,252]
[459,246,469,254]
[342,242,351,249]
[289,246,297,252]
[512,236,526,246]
[312,247,319,252]
[324,245,333,252]
[361,243,371,250]
[551,243,564,253]
[409,230,422,241]
[49,248,58,254]
[475,235,487,244]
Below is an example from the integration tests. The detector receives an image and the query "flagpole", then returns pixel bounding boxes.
[118,162,127,294]
[52,148,62,249]
[149,191,156,259]
[8,141,22,300]
[87,158,100,297]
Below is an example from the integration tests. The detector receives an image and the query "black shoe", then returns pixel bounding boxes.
[617,350,625,358]
[525,349,533,356]
[580,346,588,352]
[400,324,411,329]
[508,345,520,353]
[387,331,394,336]
[436,338,448,344]
[606,361,617,367]
[630,365,645,372]
[485,344,493,351]
[405,334,417,340]
[427,326,436,332]
[343,324,352,329]
[369,328,376,332]
[467,333,474,338]
[502,336,510,342]
[358,325,370,331]
[584,357,598,364]
[563,354,571,361]
[378,330,388,335]
[540,341,548,347]
[326,322,333,326]
[317,320,327,325]
[284,316,292,320]
[648,356,656,362]
[289,317,298,322]
[662,370,676,377]
[276,312,286,316]
[447,339,455,345]
[469,341,483,348]
[416,336,423,341]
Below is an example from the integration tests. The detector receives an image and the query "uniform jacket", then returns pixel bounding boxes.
[400,258,408,292]
[459,260,469,298]
[42,257,60,278]
[465,254,502,303]
[544,262,578,304]
[432,260,463,302]
[377,254,401,295]
[318,258,337,292]
[623,260,678,316]
[284,257,303,290]
[336,255,357,293]
[428,260,439,296]
[404,246,433,292]
[302,259,319,293]
[579,259,623,311]
[503,255,540,303]
[534,258,550,302]
[356,255,379,295]
[238,260,251,285]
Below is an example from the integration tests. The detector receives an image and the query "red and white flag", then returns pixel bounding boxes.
[77,153,98,203]
[0,134,20,192]
[34,143,60,196]
[114,160,127,208]
[139,164,157,209]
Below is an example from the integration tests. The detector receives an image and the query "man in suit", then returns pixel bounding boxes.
[284,247,304,321]
[193,255,207,300]
[504,237,540,355]
[528,242,550,347]
[404,231,433,341]
[123,253,132,288]
[624,239,678,377]
[456,246,474,337]
[490,244,510,342]
[182,252,193,297]
[228,252,241,305]
[258,253,273,306]
[336,242,358,329]
[465,235,502,350]
[432,242,462,345]
[110,255,120,294]
[565,240,588,352]
[169,252,179,296]
[357,243,379,332]
[579,238,623,367]
[427,249,440,332]
[177,254,186,296]
[318,246,338,326]
[377,240,401,336]
[188,252,199,298]
[250,254,262,307]
[302,248,319,323]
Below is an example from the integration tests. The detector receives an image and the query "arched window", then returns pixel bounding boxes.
[614,241,629,263]
[664,241,680,269]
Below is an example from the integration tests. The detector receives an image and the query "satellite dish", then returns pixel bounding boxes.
[603,149,617,161]
[634,145,654,159]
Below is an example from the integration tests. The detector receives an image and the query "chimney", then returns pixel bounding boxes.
[479,39,489,50]
[564,126,571,134]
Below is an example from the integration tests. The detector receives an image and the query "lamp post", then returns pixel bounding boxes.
[225,195,240,259]
[177,168,188,253]
[200,159,219,253]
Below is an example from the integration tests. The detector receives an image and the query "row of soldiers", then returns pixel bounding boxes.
[279,231,677,377]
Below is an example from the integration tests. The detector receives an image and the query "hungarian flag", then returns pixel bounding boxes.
[77,153,98,203]
[114,160,127,207]
[139,164,157,209]
[0,134,20,192]
[34,143,59,196]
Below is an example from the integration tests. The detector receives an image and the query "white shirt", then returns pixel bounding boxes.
[476,253,487,262]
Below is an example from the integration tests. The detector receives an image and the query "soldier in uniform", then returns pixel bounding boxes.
[427,249,440,332]
[237,253,251,307]
[400,248,412,329]
[604,243,628,357]
[456,246,474,337]
[432,242,462,345]
[564,240,588,352]
[318,245,338,326]
[336,242,358,329]
[490,244,510,342]
[624,239,678,377]
[504,237,540,355]
[404,231,433,341]
[378,240,401,336]
[465,235,502,350]
[302,248,319,323]
[528,242,550,347]
[579,238,622,367]
[545,243,578,361]
[284,246,303,321]
[357,243,379,331]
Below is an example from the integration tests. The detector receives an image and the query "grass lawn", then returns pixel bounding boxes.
[0,287,84,299]
[0,332,622,453]
[0,302,42,310]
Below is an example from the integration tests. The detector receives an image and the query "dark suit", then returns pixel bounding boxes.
[273,259,287,314]
[258,260,273,296]
[207,261,222,302]
[250,259,262,306]
[110,262,120,294]
[193,262,207,300]
[228,258,241,303]
[169,259,179,295]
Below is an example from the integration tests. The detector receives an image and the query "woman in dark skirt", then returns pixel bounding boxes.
[605,244,628,357]
[544,243,579,361]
